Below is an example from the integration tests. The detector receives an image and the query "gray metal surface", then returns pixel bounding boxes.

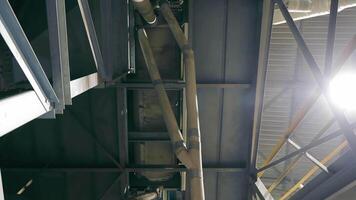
[190,0,262,199]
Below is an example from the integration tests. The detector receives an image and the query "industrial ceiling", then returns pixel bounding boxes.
[1,0,356,200]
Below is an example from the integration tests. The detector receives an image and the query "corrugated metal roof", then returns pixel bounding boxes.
[257,6,356,198]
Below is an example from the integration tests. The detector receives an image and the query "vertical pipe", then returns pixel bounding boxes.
[131,0,157,24]
[160,3,205,200]
[137,29,194,169]
[185,48,205,200]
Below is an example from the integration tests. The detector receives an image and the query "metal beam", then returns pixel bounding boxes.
[77,0,108,79]
[267,119,335,192]
[257,123,352,173]
[46,0,72,108]
[324,0,339,77]
[2,166,245,173]
[255,178,274,200]
[0,0,58,108]
[0,170,4,200]
[287,139,329,173]
[116,82,250,89]
[0,91,50,136]
[70,73,101,98]
[260,2,356,178]
[117,88,129,198]
[250,0,274,173]
[281,141,349,200]
[275,0,356,153]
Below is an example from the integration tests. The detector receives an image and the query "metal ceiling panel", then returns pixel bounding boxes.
[190,0,262,199]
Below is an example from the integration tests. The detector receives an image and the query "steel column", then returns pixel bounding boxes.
[46,0,72,111]
[250,3,275,197]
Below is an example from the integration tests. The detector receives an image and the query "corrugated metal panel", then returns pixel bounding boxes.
[257,6,356,198]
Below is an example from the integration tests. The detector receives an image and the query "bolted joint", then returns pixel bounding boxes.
[173,140,188,154]
[182,45,194,56]
[189,169,203,179]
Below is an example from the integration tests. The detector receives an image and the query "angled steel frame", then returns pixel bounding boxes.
[77,0,108,80]
[254,0,356,199]
[0,0,108,137]
[0,0,58,109]
[257,0,356,179]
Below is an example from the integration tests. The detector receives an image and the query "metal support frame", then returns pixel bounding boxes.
[250,0,274,174]
[46,0,72,113]
[287,139,328,173]
[267,119,335,193]
[70,73,101,98]
[281,140,348,200]
[117,82,250,89]
[259,0,356,180]
[1,166,245,173]
[274,0,356,152]
[77,0,108,80]
[257,121,356,173]
[0,0,58,109]
[255,178,274,200]
[290,156,356,200]
[0,0,105,138]
[117,88,129,198]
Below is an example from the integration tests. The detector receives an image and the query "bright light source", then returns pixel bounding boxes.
[329,73,356,111]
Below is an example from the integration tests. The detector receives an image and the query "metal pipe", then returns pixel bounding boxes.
[160,3,187,49]
[132,0,157,24]
[184,46,205,200]
[160,3,205,200]
[137,29,194,169]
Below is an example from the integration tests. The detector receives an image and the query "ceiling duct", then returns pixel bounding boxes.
[274,0,356,25]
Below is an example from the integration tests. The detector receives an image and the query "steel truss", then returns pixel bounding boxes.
[252,0,356,199]
[0,0,111,136]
